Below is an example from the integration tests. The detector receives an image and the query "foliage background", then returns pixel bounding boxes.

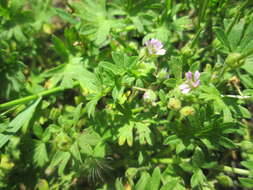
[1,0,253,189]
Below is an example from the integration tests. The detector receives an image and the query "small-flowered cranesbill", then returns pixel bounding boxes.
[179,71,200,94]
[145,38,166,56]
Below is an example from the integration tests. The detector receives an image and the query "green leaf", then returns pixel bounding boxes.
[55,8,78,24]
[135,122,152,145]
[95,20,112,45]
[50,151,70,169]
[149,167,161,190]
[135,172,150,190]
[239,178,253,188]
[58,152,71,175]
[33,141,48,167]
[85,98,99,118]
[118,122,134,146]
[70,142,82,162]
[161,179,180,190]
[191,169,205,188]
[99,61,125,75]
[78,129,101,147]
[219,136,236,149]
[241,161,253,170]
[169,56,182,80]
[213,27,231,51]
[115,178,125,190]
[52,35,69,58]
[0,98,41,148]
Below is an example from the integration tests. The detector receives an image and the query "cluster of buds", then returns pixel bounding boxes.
[179,71,200,94]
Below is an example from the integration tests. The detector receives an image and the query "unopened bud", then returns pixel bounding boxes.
[180,106,195,117]
[126,167,138,179]
[143,90,157,103]
[216,175,233,187]
[225,53,244,68]
[167,98,181,110]
[241,140,253,153]
[157,68,169,80]
[37,179,50,190]
[55,133,72,152]
[0,155,14,171]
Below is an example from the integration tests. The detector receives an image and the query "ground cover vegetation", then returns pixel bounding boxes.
[1,0,253,189]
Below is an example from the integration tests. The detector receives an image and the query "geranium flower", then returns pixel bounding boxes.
[145,38,166,56]
[179,71,200,94]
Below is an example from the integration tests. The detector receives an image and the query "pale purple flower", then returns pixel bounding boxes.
[143,91,150,100]
[179,71,200,94]
[145,38,166,56]
[179,84,191,94]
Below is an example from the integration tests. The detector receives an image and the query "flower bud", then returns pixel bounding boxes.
[216,175,233,187]
[157,68,169,80]
[241,140,253,153]
[180,106,196,117]
[0,155,14,171]
[167,98,181,110]
[49,108,61,121]
[128,41,138,50]
[36,179,50,190]
[126,167,138,179]
[181,44,193,57]
[54,133,72,152]
[225,53,244,68]
[143,90,157,103]
[43,24,52,34]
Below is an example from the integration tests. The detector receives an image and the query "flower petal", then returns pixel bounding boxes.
[179,83,189,90]
[181,88,191,94]
[156,49,166,55]
[192,80,200,88]
[194,71,200,81]
[185,72,192,81]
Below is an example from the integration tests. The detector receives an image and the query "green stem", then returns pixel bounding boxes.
[226,0,249,35]
[221,166,250,176]
[153,158,250,176]
[238,48,253,61]
[0,82,80,111]
[190,28,203,49]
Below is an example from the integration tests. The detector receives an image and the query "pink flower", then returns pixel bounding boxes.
[179,71,200,94]
[145,38,166,56]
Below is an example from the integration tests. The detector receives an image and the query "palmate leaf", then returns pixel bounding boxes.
[49,150,71,174]
[0,98,41,148]
[70,0,124,45]
[43,56,102,93]
[33,141,49,167]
